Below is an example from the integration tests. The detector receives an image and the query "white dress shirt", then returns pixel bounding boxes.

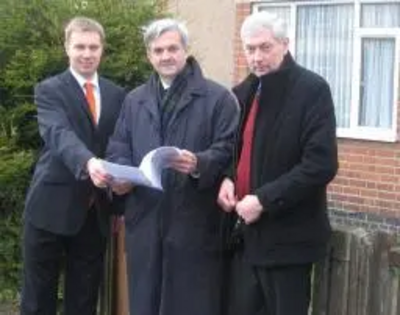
[69,67,101,124]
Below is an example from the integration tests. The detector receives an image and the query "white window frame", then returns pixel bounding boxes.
[253,0,400,142]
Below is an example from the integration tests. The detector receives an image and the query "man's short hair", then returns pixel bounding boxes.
[64,17,105,44]
[143,18,189,49]
[241,11,288,41]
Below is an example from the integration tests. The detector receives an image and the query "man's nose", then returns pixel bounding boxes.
[82,48,92,57]
[253,48,263,61]
[160,50,172,60]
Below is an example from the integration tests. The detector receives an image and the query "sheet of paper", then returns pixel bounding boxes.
[101,161,154,188]
[139,146,181,189]
[103,146,181,190]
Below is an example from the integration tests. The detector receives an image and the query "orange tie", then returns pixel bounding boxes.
[84,82,97,123]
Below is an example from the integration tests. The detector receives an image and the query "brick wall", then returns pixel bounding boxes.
[330,140,400,218]
[233,1,400,231]
[233,2,251,83]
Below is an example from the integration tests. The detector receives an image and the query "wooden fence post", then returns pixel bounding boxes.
[367,232,394,315]
[388,246,400,315]
[327,227,354,315]
[347,228,372,315]
[114,223,129,315]
[312,252,332,315]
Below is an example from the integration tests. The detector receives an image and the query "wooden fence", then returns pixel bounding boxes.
[312,226,399,315]
[105,226,400,315]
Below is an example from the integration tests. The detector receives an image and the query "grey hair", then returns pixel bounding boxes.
[143,18,189,49]
[240,11,288,41]
[65,17,105,44]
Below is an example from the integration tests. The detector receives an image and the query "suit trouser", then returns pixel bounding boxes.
[20,209,106,315]
[227,251,312,315]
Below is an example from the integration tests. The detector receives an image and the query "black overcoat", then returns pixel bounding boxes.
[232,53,338,266]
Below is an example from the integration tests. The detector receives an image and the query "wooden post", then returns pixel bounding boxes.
[99,219,116,315]
[367,232,394,315]
[312,252,331,315]
[327,227,354,315]
[389,247,400,315]
[114,222,129,315]
[347,228,372,315]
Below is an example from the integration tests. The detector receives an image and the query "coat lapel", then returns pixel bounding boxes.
[60,70,95,128]
[140,74,162,121]
[98,78,111,129]
[166,87,203,135]
[142,87,161,123]
[135,80,163,144]
[258,55,297,136]
[166,59,207,133]
[233,73,259,110]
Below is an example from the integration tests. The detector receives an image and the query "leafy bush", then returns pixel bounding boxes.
[0,0,163,301]
[0,150,34,301]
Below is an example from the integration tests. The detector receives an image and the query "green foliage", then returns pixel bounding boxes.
[0,0,163,109]
[0,105,40,151]
[0,149,34,301]
[0,0,162,302]
[0,150,35,214]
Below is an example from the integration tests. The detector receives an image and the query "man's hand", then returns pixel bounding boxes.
[111,180,134,196]
[87,158,112,188]
[217,178,237,212]
[236,195,264,224]
[170,149,198,174]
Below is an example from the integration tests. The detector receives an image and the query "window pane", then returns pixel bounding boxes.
[361,4,400,28]
[258,6,291,29]
[296,4,353,128]
[359,38,394,128]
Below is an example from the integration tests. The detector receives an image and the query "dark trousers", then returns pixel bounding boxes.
[227,251,312,315]
[20,209,106,315]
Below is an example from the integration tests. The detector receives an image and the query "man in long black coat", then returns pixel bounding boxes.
[105,18,239,315]
[218,11,338,315]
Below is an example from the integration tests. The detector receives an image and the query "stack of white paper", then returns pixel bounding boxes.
[102,146,181,190]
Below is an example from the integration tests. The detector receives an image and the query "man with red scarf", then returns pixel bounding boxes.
[218,11,338,315]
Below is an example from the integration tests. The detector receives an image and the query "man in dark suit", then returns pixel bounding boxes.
[20,17,125,315]
[218,11,338,315]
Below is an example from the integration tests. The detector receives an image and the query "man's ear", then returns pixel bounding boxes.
[64,41,69,55]
[281,37,290,53]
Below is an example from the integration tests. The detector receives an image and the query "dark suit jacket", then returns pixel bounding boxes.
[24,70,125,236]
[232,54,338,266]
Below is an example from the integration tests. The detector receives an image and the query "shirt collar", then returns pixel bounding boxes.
[69,67,99,90]
[159,76,171,90]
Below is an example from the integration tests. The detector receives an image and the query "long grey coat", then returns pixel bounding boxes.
[107,57,239,315]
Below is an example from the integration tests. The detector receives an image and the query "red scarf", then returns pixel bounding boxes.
[236,90,260,200]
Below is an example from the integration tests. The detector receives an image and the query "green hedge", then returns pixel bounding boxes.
[0,0,163,301]
[0,150,34,301]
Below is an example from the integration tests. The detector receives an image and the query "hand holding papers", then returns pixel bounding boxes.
[102,146,182,190]
[169,149,198,175]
